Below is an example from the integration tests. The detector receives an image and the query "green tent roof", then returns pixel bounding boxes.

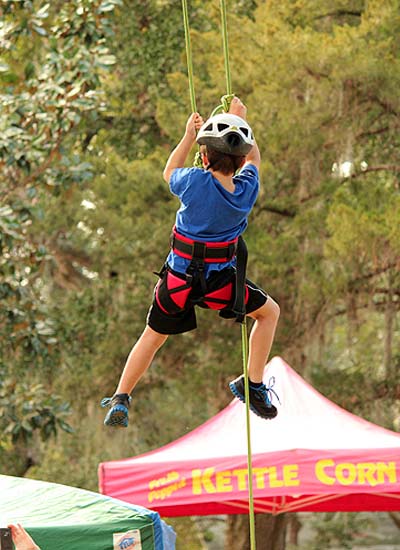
[0,475,175,550]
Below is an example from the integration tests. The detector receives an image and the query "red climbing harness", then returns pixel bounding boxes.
[155,227,248,321]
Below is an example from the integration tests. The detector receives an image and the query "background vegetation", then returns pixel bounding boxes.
[1,0,399,548]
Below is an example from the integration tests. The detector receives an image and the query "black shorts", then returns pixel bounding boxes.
[147,266,268,335]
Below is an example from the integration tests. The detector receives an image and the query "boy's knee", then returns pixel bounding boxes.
[267,297,280,322]
[142,326,169,347]
[250,296,280,323]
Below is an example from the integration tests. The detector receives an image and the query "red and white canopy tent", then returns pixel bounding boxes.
[99,357,400,516]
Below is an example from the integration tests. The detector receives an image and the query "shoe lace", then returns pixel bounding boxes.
[258,377,281,407]
[100,397,112,408]
[100,394,131,408]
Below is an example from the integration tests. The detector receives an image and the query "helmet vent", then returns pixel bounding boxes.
[225,132,241,147]
[240,127,249,137]
[217,123,229,132]
[204,123,213,132]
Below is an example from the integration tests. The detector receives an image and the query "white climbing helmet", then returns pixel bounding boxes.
[196,113,254,156]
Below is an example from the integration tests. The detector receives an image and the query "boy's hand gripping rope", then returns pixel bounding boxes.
[181,0,236,168]
[210,93,235,116]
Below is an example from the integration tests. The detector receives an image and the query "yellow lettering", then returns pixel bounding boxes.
[147,479,186,503]
[148,471,180,490]
[336,463,356,485]
[283,464,300,486]
[233,469,248,491]
[315,459,335,485]
[216,471,233,493]
[269,466,284,488]
[192,468,216,495]
[356,463,378,486]
[377,462,397,484]
[315,460,397,487]
[253,468,269,489]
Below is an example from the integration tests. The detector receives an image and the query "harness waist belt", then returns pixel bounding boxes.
[171,227,238,263]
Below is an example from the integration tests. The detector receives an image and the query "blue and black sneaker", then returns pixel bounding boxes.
[101,393,131,428]
[229,374,279,420]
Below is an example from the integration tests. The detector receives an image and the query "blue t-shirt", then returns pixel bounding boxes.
[167,163,259,276]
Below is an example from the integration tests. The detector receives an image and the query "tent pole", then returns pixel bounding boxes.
[241,318,256,550]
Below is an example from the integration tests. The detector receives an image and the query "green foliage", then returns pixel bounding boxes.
[0,380,73,445]
[326,175,400,281]
[1,0,399,547]
[0,0,121,470]
[307,512,370,550]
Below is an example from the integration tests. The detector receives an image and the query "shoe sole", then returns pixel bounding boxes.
[229,381,277,420]
[104,405,129,428]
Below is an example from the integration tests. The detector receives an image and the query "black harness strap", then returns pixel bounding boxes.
[171,229,238,263]
[232,235,248,323]
[167,229,248,322]
[218,235,248,323]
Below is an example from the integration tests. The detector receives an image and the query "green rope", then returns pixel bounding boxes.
[181,0,202,168]
[210,93,235,116]
[181,0,197,114]
[241,319,257,550]
[220,0,232,96]
[210,1,234,116]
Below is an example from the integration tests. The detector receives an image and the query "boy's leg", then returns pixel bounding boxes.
[246,297,280,383]
[230,296,280,419]
[116,326,168,395]
[102,326,168,427]
[102,266,197,427]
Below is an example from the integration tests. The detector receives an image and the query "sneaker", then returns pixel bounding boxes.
[229,374,278,419]
[101,393,131,427]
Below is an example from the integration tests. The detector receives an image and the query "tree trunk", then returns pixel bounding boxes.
[384,271,394,377]
[287,513,302,546]
[388,511,400,530]
[256,514,288,550]
[225,514,288,550]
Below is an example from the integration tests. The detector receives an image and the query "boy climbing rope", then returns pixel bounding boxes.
[101,97,280,427]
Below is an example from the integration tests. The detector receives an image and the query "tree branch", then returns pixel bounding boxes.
[255,204,297,218]
[305,66,330,80]
[374,287,400,296]
[331,299,400,320]
[356,126,390,139]
[314,10,362,20]
[369,95,399,117]
[21,134,64,187]
[350,262,400,286]
[350,165,400,180]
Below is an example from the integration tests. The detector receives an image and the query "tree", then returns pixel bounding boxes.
[0,0,122,474]
[8,0,399,548]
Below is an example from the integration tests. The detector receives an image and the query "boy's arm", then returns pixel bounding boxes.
[163,112,204,183]
[244,140,261,171]
[229,96,261,171]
